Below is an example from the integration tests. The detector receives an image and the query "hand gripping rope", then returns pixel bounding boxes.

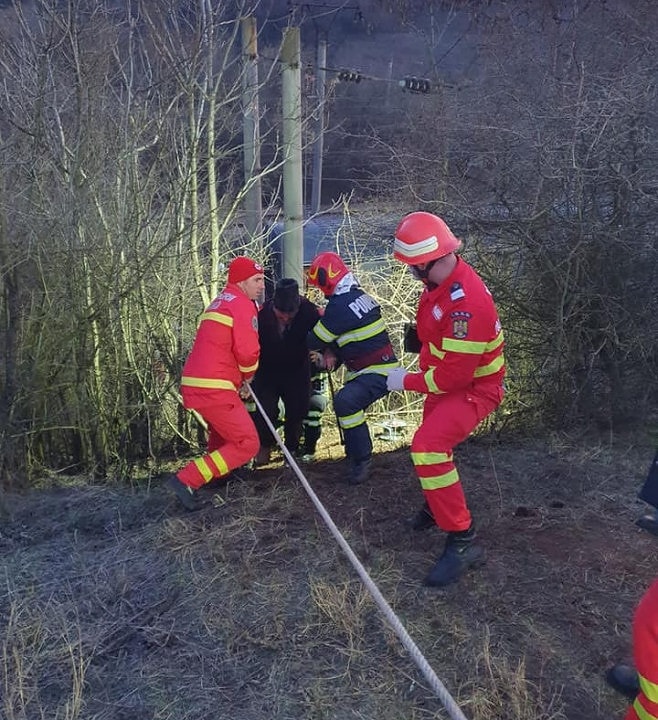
[248,385,470,720]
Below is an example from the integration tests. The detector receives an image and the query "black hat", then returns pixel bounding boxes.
[273,278,300,313]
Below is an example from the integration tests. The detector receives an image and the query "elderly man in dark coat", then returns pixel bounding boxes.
[250,278,321,464]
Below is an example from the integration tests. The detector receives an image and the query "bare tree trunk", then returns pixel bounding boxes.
[0,173,23,489]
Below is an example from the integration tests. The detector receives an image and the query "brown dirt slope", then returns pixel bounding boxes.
[1,433,656,720]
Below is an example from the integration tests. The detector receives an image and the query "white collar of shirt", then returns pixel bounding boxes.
[333,272,357,296]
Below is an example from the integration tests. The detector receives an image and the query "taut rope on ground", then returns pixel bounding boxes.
[248,385,470,720]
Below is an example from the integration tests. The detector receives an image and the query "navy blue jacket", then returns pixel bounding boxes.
[308,286,398,376]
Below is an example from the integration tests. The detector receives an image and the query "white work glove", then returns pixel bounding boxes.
[386,367,408,392]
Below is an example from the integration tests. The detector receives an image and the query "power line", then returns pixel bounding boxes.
[260,51,438,94]
[286,0,364,24]
[319,61,433,93]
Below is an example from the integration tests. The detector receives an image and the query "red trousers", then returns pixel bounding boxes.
[410,382,503,532]
[626,578,658,720]
[177,388,259,489]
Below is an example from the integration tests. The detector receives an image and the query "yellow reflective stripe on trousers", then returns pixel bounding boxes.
[640,672,658,703]
[419,467,460,490]
[181,377,236,390]
[193,451,229,484]
[336,318,386,346]
[411,451,452,465]
[193,457,214,483]
[209,450,229,477]
[474,354,505,378]
[632,696,658,720]
[338,410,365,429]
[199,311,233,327]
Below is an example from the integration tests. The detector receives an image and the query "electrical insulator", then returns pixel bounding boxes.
[338,69,362,83]
[401,76,431,93]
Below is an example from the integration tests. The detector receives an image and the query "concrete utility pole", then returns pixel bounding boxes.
[281,27,304,284]
[310,31,327,215]
[241,17,263,242]
[291,1,362,217]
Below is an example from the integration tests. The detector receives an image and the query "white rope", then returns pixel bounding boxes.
[248,385,470,720]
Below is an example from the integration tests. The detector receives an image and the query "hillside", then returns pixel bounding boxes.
[1,432,656,720]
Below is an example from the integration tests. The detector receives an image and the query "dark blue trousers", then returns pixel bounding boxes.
[638,449,658,508]
[332,373,388,463]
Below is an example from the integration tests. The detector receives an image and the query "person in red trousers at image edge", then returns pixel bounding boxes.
[165,256,265,511]
[607,578,658,720]
[387,211,505,587]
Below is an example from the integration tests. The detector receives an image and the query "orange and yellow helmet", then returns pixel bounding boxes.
[307,251,350,296]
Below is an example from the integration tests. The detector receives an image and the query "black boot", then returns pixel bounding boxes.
[424,526,485,587]
[407,500,436,531]
[301,425,321,458]
[166,474,204,512]
[348,457,371,485]
[636,508,658,537]
[605,664,640,700]
[296,441,317,461]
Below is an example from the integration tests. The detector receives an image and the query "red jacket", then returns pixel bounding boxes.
[404,256,505,394]
[628,577,658,720]
[181,283,260,392]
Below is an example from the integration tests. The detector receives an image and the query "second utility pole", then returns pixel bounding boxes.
[310,30,327,215]
[241,16,263,242]
[281,26,304,284]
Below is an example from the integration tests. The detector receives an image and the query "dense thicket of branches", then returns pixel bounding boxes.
[324,0,658,430]
[0,0,656,486]
[0,0,277,484]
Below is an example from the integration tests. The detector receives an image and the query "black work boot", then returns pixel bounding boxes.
[605,664,640,700]
[636,508,658,537]
[166,474,204,512]
[296,441,317,461]
[348,457,371,485]
[424,526,485,587]
[253,446,272,466]
[407,500,436,531]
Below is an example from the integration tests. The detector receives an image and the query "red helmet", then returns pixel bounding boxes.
[393,212,462,265]
[307,252,350,296]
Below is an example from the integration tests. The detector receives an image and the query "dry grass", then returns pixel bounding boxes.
[1,432,655,719]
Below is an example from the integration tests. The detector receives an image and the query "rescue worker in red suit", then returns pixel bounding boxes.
[387,212,505,587]
[606,578,658,720]
[165,256,264,511]
[307,252,399,485]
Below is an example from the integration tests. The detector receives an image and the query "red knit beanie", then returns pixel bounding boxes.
[228,256,263,284]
